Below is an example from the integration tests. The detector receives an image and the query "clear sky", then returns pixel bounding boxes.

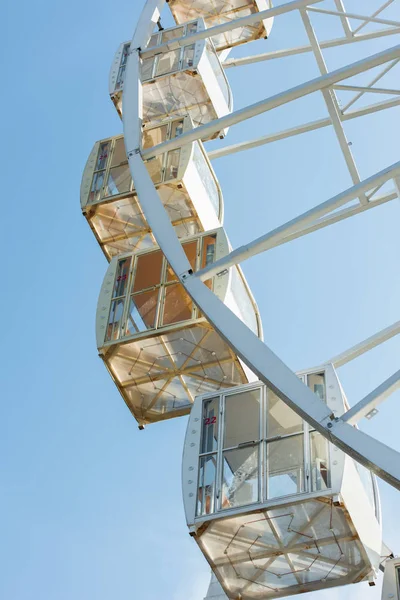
[1,1,400,599]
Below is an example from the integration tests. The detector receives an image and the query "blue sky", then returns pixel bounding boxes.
[1,1,400,599]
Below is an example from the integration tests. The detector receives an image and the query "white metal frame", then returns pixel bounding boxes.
[122,0,400,492]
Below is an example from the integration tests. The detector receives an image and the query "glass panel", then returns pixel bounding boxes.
[205,41,230,105]
[145,155,164,185]
[133,251,163,292]
[161,26,184,43]
[223,389,260,449]
[96,142,110,170]
[116,65,126,90]
[201,397,219,454]
[222,446,259,509]
[171,119,184,138]
[355,461,375,512]
[162,284,192,325]
[267,435,305,499]
[105,165,132,196]
[164,149,180,181]
[186,22,198,35]
[89,171,104,203]
[110,138,127,167]
[143,124,168,149]
[267,390,303,438]
[167,241,197,282]
[201,235,216,269]
[128,289,158,330]
[106,298,125,342]
[307,372,326,402]
[230,268,258,335]
[141,56,154,81]
[155,49,180,77]
[197,454,217,516]
[120,44,130,66]
[113,257,132,298]
[192,145,220,218]
[148,33,159,48]
[182,44,195,69]
[310,431,330,491]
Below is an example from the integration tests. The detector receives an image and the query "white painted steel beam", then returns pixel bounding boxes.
[194,162,400,281]
[353,0,395,35]
[334,0,352,38]
[300,10,365,203]
[342,370,400,425]
[329,321,400,368]
[207,97,400,160]
[334,84,400,95]
[131,0,166,49]
[223,27,400,68]
[259,191,397,249]
[342,59,400,112]
[308,6,400,28]
[139,44,400,159]
[140,0,323,57]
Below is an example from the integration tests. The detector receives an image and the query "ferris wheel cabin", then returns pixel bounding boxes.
[182,365,382,599]
[96,228,262,426]
[168,0,274,52]
[109,19,232,139]
[81,117,223,259]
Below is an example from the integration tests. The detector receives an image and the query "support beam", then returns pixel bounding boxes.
[353,0,395,35]
[223,27,400,69]
[193,162,400,282]
[140,0,322,57]
[329,321,400,368]
[140,44,400,159]
[342,59,400,112]
[300,10,365,203]
[208,97,400,160]
[334,0,352,38]
[263,191,396,249]
[334,84,400,96]
[307,6,400,28]
[342,370,400,425]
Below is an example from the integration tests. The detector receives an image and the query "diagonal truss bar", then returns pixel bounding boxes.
[223,27,400,68]
[256,191,397,249]
[342,370,400,425]
[334,0,352,37]
[334,83,400,95]
[139,44,400,158]
[327,321,400,368]
[207,96,400,160]
[307,5,400,28]
[301,9,366,203]
[353,0,395,34]
[342,58,400,112]
[140,0,322,57]
[194,161,400,281]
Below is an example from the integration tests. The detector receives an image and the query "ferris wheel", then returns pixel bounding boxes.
[81,1,400,598]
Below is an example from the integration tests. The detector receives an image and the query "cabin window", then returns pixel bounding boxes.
[196,378,332,519]
[105,235,216,343]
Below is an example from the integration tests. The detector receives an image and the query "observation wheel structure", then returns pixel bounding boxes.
[81,0,400,598]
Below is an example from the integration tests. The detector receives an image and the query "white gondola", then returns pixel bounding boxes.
[381,557,400,599]
[168,0,274,52]
[81,117,223,259]
[96,228,262,426]
[182,366,382,598]
[109,19,232,139]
